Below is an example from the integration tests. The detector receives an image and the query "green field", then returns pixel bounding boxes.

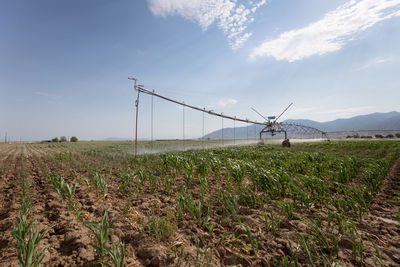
[1,140,400,266]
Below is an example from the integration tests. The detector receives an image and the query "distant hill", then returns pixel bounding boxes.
[101,137,131,141]
[202,111,400,139]
[284,111,400,132]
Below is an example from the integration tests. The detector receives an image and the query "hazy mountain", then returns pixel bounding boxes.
[101,137,131,141]
[202,111,400,139]
[285,111,400,132]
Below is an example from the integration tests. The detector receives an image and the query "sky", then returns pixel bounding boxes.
[1,0,400,141]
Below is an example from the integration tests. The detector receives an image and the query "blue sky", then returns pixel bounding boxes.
[1,0,399,141]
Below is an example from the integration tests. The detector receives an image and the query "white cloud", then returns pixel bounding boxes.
[147,0,267,49]
[360,56,393,69]
[35,91,61,99]
[250,0,400,62]
[218,98,238,107]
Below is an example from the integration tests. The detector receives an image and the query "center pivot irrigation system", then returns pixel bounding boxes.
[129,78,328,156]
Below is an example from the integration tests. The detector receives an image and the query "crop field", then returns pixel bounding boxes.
[0,140,399,266]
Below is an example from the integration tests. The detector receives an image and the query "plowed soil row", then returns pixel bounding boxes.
[358,158,400,264]
[0,146,22,265]
[31,147,145,266]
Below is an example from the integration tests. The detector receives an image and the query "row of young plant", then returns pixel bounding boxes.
[11,152,52,266]
[26,145,127,266]
[0,145,18,176]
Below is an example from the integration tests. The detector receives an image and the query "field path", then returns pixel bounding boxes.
[359,157,400,265]
[0,145,22,266]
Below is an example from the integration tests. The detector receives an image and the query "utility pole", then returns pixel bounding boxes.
[234,117,236,145]
[151,92,154,152]
[5,132,7,144]
[221,114,224,146]
[202,108,205,149]
[182,102,185,150]
[128,77,139,157]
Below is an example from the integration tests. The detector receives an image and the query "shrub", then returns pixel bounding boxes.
[60,136,67,142]
[51,137,59,143]
[396,133,400,138]
[386,134,394,138]
[70,136,78,142]
[375,134,384,139]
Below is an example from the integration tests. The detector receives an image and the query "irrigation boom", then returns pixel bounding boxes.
[132,82,266,125]
[129,77,329,152]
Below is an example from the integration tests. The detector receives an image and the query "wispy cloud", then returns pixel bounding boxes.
[360,56,393,69]
[35,91,61,99]
[250,0,400,62]
[147,0,267,49]
[217,98,238,107]
[34,91,62,105]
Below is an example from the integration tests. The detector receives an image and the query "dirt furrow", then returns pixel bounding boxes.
[24,151,102,266]
[36,151,146,266]
[0,145,17,171]
[0,146,23,266]
[358,157,400,265]
[27,143,48,158]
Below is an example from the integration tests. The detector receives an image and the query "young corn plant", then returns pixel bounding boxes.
[216,189,240,222]
[227,160,246,184]
[118,171,133,193]
[281,201,300,220]
[197,158,209,177]
[310,221,338,257]
[85,210,112,262]
[93,173,108,198]
[263,210,281,236]
[184,160,194,188]
[210,158,222,178]
[62,182,77,210]
[104,241,126,267]
[12,223,53,267]
[194,236,212,267]
[49,172,66,198]
[145,214,176,241]
[236,223,258,256]
[297,233,315,267]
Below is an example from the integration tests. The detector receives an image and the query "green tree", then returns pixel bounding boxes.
[51,137,59,142]
[70,136,78,142]
[60,136,67,142]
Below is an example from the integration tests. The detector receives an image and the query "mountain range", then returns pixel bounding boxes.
[202,111,400,139]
